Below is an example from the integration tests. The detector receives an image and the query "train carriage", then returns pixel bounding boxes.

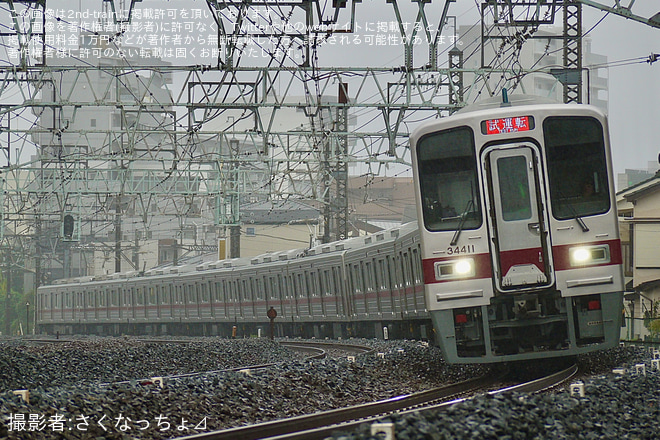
[411,94,624,363]
[36,221,429,341]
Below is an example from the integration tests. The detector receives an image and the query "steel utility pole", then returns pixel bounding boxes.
[4,248,10,335]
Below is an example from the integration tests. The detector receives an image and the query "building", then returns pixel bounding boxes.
[617,171,660,340]
[617,161,660,192]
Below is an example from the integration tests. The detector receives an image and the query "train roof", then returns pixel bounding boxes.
[38,222,419,289]
[457,94,561,114]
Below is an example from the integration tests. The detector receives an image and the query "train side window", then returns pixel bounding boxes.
[364,261,375,292]
[401,252,413,287]
[416,126,481,232]
[297,273,306,298]
[264,277,272,300]
[221,280,228,303]
[353,264,364,294]
[320,270,329,296]
[201,283,209,303]
[161,285,169,305]
[255,278,264,301]
[304,271,313,298]
[544,116,610,219]
[188,284,196,304]
[241,279,249,301]
[310,271,320,297]
[411,247,423,284]
[282,274,290,299]
[332,266,342,291]
[233,281,240,302]
[271,276,280,300]
[212,282,220,302]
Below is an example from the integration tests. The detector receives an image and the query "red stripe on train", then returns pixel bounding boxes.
[422,253,493,284]
[551,239,622,271]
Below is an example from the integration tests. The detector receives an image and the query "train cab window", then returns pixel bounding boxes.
[416,126,482,232]
[544,117,610,220]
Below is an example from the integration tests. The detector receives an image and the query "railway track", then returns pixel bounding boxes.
[98,340,351,387]
[22,337,368,387]
[174,363,578,440]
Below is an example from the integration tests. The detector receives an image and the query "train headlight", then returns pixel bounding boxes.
[569,245,610,266]
[455,259,473,275]
[434,258,475,280]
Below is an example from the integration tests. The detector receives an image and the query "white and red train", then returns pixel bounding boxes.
[411,95,624,362]
[36,95,624,364]
[36,222,431,343]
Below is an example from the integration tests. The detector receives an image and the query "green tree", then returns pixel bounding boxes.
[0,276,33,336]
[644,300,660,340]
[650,319,660,339]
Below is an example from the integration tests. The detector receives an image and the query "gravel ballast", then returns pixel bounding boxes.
[0,337,650,439]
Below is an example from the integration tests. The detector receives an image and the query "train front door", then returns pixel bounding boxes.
[482,144,553,291]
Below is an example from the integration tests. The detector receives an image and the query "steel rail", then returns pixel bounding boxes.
[175,373,496,440]
[99,341,330,387]
[176,364,577,440]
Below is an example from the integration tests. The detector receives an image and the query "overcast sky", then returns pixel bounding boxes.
[583,6,660,177]
[4,0,658,177]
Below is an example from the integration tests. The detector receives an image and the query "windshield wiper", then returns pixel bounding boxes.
[574,215,589,232]
[450,199,474,246]
[556,189,589,232]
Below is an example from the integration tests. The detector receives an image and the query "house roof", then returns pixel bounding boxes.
[617,171,660,202]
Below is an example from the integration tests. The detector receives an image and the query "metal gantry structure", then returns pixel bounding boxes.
[0,0,658,315]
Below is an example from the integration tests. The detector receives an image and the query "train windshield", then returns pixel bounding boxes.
[417,126,482,232]
[544,116,610,220]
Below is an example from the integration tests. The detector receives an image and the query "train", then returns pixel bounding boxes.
[411,94,624,363]
[36,221,432,343]
[36,94,624,364]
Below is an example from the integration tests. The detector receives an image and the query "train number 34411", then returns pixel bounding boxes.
[446,245,476,255]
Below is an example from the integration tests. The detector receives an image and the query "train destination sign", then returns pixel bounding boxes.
[482,116,534,135]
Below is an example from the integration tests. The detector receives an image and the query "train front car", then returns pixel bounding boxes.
[411,96,624,364]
